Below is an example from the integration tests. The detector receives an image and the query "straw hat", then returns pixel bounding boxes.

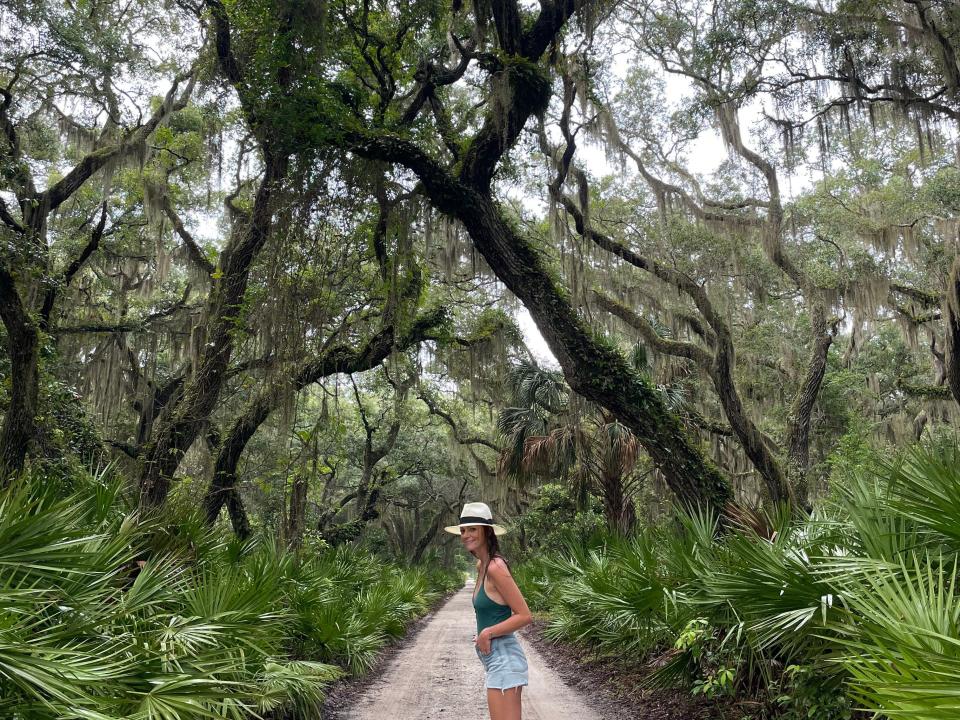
[443,502,508,536]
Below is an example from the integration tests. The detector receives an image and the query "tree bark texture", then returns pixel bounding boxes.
[412,504,449,563]
[711,338,793,505]
[600,469,637,535]
[785,302,834,506]
[287,471,308,549]
[0,264,39,479]
[943,256,960,410]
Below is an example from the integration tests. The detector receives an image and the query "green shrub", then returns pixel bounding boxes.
[517,442,960,718]
[517,483,605,553]
[0,465,454,719]
[773,665,852,720]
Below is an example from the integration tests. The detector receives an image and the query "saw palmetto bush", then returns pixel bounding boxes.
[0,470,322,720]
[0,466,455,720]
[824,445,960,719]
[539,530,678,655]
[286,545,451,674]
[520,443,960,718]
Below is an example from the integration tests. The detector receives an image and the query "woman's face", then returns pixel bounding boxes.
[460,525,484,554]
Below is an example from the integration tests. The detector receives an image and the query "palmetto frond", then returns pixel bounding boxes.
[496,405,549,440]
[517,443,960,716]
[508,359,568,412]
[522,434,558,475]
[834,553,960,719]
[594,421,640,477]
[656,382,688,412]
[552,425,590,475]
[630,342,649,374]
[885,444,960,551]
[496,406,548,481]
[257,660,343,715]
[541,530,674,654]
[1,466,453,719]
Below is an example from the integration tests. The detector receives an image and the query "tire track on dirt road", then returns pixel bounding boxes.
[341,582,601,720]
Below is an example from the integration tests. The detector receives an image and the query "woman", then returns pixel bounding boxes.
[445,502,532,720]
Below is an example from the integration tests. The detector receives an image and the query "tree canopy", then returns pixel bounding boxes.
[0,0,958,540]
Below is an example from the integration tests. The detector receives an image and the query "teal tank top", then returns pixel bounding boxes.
[473,564,512,633]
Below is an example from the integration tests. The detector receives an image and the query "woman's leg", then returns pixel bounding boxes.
[486,686,522,720]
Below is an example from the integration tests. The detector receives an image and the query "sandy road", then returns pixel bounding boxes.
[342,582,600,720]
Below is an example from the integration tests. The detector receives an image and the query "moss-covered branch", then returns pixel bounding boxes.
[204,306,448,536]
[896,379,953,400]
[593,290,713,366]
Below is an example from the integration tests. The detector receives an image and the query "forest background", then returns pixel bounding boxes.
[1,0,959,717]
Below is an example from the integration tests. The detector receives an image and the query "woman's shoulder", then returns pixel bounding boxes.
[486,556,511,577]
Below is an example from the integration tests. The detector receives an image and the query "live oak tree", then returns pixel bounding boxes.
[0,0,197,477]
[1,0,485,533]
[534,4,834,506]
[1,0,957,530]
[532,0,958,505]
[200,0,738,513]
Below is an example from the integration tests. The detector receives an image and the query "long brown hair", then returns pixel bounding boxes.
[481,525,511,578]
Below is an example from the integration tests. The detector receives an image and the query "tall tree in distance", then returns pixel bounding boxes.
[0,0,197,477]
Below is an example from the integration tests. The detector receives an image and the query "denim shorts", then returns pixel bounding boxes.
[475,633,528,691]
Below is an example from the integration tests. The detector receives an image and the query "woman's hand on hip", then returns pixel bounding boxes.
[475,628,493,654]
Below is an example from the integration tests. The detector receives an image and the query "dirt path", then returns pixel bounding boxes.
[341,582,600,720]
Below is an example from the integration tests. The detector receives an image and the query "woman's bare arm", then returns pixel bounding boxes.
[475,558,532,651]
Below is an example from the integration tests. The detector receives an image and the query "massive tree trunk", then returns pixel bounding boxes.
[785,302,834,506]
[1,204,101,478]
[138,0,307,511]
[458,193,731,510]
[0,265,39,479]
[597,288,833,509]
[139,152,289,509]
[943,256,960,409]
